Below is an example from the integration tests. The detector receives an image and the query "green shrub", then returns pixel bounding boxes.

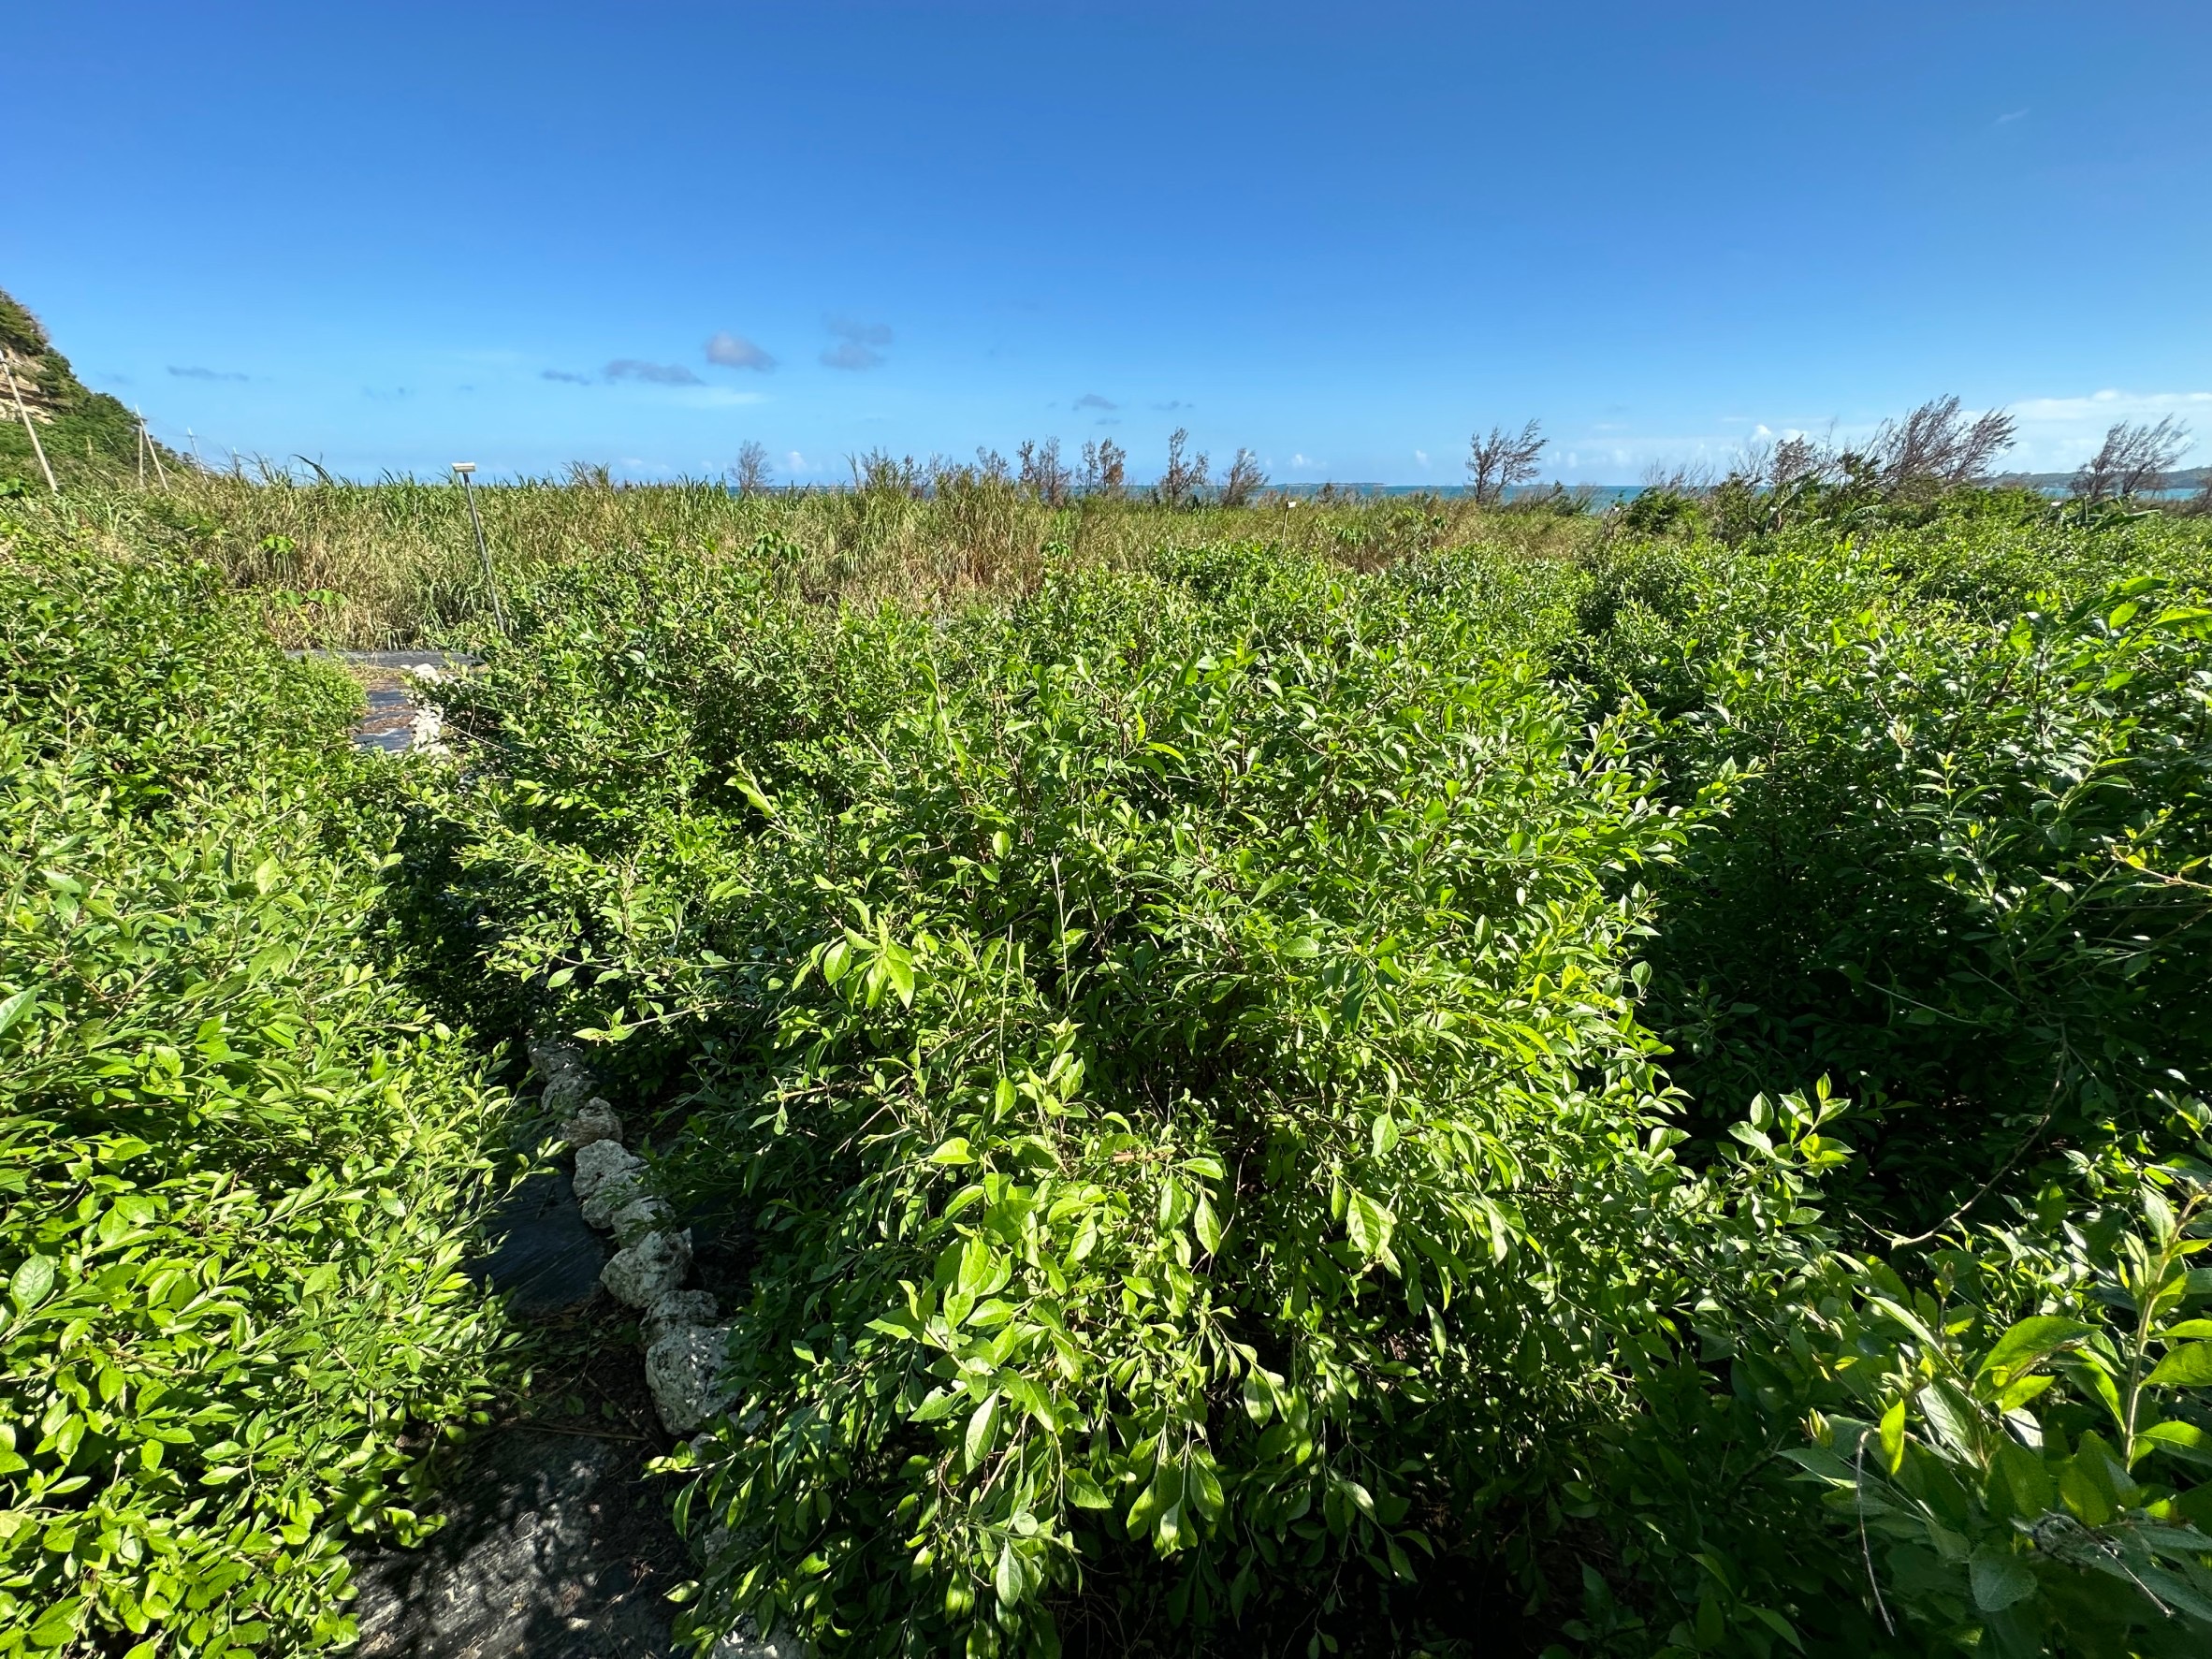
[409,546,1860,1653]
[0,529,517,1656]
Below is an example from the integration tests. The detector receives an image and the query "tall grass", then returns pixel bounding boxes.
[6,472,1602,648]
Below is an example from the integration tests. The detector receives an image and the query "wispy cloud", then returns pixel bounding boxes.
[1153,400,1192,412]
[168,365,247,382]
[1073,392,1116,411]
[1995,108,2030,125]
[1414,449,1431,468]
[2004,387,2209,469]
[605,358,704,386]
[1291,453,1321,470]
[542,369,593,384]
[821,315,892,371]
[706,331,776,371]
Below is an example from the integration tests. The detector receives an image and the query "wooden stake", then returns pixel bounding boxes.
[1,349,59,494]
[139,409,169,487]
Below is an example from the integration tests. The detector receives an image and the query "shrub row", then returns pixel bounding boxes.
[0,529,516,1657]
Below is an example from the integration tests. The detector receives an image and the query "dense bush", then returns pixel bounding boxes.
[400,503,2212,1657]
[0,530,517,1656]
[11,474,2208,1656]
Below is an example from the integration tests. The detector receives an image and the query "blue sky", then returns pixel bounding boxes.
[11,1,2209,484]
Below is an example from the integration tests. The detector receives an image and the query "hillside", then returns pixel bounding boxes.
[0,286,178,488]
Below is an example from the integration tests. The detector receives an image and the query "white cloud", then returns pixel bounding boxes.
[2004,389,2210,469]
[1413,449,1431,468]
[706,331,776,371]
[1291,452,1320,469]
[605,358,702,386]
[821,315,893,371]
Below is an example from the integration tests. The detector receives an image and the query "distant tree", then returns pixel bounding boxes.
[1157,428,1210,508]
[1080,437,1127,499]
[973,446,1012,485]
[2074,416,2192,503]
[1871,396,2016,494]
[1018,437,1072,504]
[1465,420,1545,504]
[1217,447,1268,507]
[730,440,772,495]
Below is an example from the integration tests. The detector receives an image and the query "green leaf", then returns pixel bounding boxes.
[925,1138,975,1166]
[1996,1441,2055,1514]
[1192,1197,1224,1256]
[1064,1468,1112,1509]
[0,987,35,1040]
[994,1542,1024,1608]
[1977,1316,2096,1387]
[1242,1367,1276,1426]
[965,1393,1000,1469]
[1969,1545,2036,1612]
[2147,1342,2212,1388]
[9,1256,54,1312]
[882,942,916,1008]
[1346,1190,1395,1265]
[2139,1421,2212,1467]
[1187,1457,1226,1526]
[1878,1400,1907,1475]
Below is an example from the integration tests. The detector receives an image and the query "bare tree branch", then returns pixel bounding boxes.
[730,440,772,496]
[1872,396,2016,493]
[1157,428,1210,508]
[1466,420,1545,504]
[1217,447,1268,507]
[1079,437,1127,499]
[2074,416,2192,503]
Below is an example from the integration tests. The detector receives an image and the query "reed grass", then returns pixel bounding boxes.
[5,471,1604,648]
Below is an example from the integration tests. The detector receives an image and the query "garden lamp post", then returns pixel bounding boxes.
[452,461,508,633]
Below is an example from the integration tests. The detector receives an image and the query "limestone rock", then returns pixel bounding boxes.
[571,1139,641,1207]
[543,1069,598,1118]
[556,1097,624,1148]
[607,1194,672,1245]
[709,1621,808,1659]
[603,1229,691,1308]
[529,1037,590,1079]
[644,1288,718,1349]
[645,1322,735,1434]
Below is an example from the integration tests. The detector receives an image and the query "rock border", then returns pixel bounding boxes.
[527,1035,740,1437]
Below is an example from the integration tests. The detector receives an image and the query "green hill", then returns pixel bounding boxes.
[0,287,179,489]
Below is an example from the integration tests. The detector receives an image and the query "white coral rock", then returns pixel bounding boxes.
[644,1288,718,1348]
[646,1321,735,1433]
[709,1622,807,1659]
[542,1069,598,1117]
[602,1228,692,1308]
[556,1097,624,1149]
[571,1139,640,1202]
[607,1194,672,1245]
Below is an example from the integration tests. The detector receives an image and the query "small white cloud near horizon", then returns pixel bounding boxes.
[822,315,893,371]
[784,449,816,474]
[706,331,776,371]
[1291,452,1320,469]
[1413,448,1431,468]
[605,358,703,386]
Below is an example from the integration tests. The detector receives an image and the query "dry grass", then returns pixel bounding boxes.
[5,472,1605,648]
